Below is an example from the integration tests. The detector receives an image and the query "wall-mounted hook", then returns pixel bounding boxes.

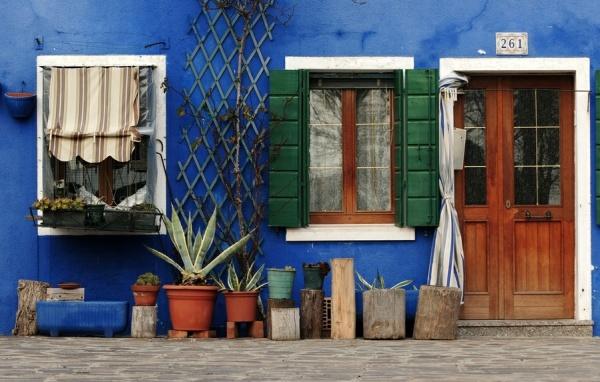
[144,38,170,51]
[34,36,44,50]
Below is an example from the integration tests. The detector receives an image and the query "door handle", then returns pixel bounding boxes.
[505,200,511,209]
[524,210,552,220]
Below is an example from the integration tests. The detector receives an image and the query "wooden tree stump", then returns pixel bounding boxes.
[131,306,157,338]
[300,289,323,339]
[413,285,462,340]
[363,289,405,340]
[331,258,355,339]
[13,279,50,336]
[270,308,300,340]
[267,298,295,339]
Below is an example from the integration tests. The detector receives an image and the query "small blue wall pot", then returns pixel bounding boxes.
[4,92,36,119]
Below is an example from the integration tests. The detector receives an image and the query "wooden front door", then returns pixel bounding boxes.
[456,76,574,320]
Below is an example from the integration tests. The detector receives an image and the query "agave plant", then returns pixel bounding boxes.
[145,206,252,285]
[213,260,267,292]
[356,270,412,291]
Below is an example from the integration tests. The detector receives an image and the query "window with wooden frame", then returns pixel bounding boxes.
[36,55,167,235]
[268,68,440,229]
[42,66,154,207]
[308,74,394,224]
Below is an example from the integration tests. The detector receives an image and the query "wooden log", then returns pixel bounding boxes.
[300,289,323,339]
[267,298,295,339]
[331,258,355,339]
[131,306,157,338]
[363,289,405,340]
[13,279,50,336]
[46,288,84,301]
[270,308,300,340]
[413,285,462,340]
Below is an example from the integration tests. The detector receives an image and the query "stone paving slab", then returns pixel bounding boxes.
[1,336,600,381]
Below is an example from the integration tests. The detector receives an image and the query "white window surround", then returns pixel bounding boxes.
[284,56,415,242]
[440,57,591,321]
[36,55,167,236]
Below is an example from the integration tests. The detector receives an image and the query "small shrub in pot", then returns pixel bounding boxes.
[131,272,161,306]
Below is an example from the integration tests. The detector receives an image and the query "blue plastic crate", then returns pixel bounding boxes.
[36,301,128,338]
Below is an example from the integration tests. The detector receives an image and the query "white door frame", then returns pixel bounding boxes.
[440,57,591,320]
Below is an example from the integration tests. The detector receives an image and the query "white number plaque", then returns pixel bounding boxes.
[496,32,528,55]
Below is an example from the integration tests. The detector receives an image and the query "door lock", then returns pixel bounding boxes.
[505,200,511,209]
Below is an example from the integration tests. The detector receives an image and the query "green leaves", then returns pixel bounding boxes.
[219,259,267,292]
[145,206,252,285]
[194,208,216,269]
[356,270,412,291]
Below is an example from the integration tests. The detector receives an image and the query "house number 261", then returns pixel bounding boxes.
[496,32,528,55]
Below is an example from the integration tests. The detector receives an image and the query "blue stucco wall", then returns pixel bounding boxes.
[1,0,600,335]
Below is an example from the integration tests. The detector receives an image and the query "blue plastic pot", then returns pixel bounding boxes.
[4,92,36,119]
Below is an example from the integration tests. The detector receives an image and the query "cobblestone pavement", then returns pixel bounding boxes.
[1,337,600,381]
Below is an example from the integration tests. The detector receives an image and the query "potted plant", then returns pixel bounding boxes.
[84,203,105,227]
[267,266,295,299]
[357,271,412,340]
[131,272,161,306]
[145,206,251,331]
[4,85,36,119]
[32,197,85,227]
[302,262,330,290]
[213,261,267,323]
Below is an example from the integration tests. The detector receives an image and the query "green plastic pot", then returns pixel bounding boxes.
[267,268,295,299]
[303,266,325,290]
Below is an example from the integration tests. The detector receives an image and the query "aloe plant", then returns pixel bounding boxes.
[145,206,252,285]
[356,270,412,291]
[213,260,267,292]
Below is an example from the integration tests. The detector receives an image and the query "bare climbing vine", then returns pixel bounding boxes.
[165,0,288,275]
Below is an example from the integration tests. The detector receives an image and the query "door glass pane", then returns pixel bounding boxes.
[309,89,343,212]
[463,90,487,205]
[513,89,560,205]
[356,89,391,211]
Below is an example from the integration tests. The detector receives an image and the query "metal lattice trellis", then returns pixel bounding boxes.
[175,1,274,261]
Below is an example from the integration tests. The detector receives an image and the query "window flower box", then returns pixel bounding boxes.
[31,204,161,233]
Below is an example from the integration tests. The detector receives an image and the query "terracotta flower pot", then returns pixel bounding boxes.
[163,285,218,331]
[224,291,259,322]
[131,284,160,306]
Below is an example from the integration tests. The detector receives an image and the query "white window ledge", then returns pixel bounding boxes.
[286,224,415,242]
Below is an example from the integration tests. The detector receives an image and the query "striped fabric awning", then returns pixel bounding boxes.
[47,67,140,163]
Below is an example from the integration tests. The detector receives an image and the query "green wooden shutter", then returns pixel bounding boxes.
[403,69,440,227]
[595,71,600,224]
[394,70,405,226]
[268,70,309,227]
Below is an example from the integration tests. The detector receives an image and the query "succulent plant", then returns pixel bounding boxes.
[33,197,85,211]
[145,206,252,286]
[356,270,412,291]
[135,272,160,286]
[212,260,267,292]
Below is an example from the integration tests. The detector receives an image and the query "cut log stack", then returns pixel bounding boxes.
[131,306,158,338]
[267,298,295,339]
[13,279,50,336]
[300,289,323,339]
[363,288,405,340]
[46,288,84,301]
[331,258,356,339]
[413,285,462,340]
[270,307,300,340]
